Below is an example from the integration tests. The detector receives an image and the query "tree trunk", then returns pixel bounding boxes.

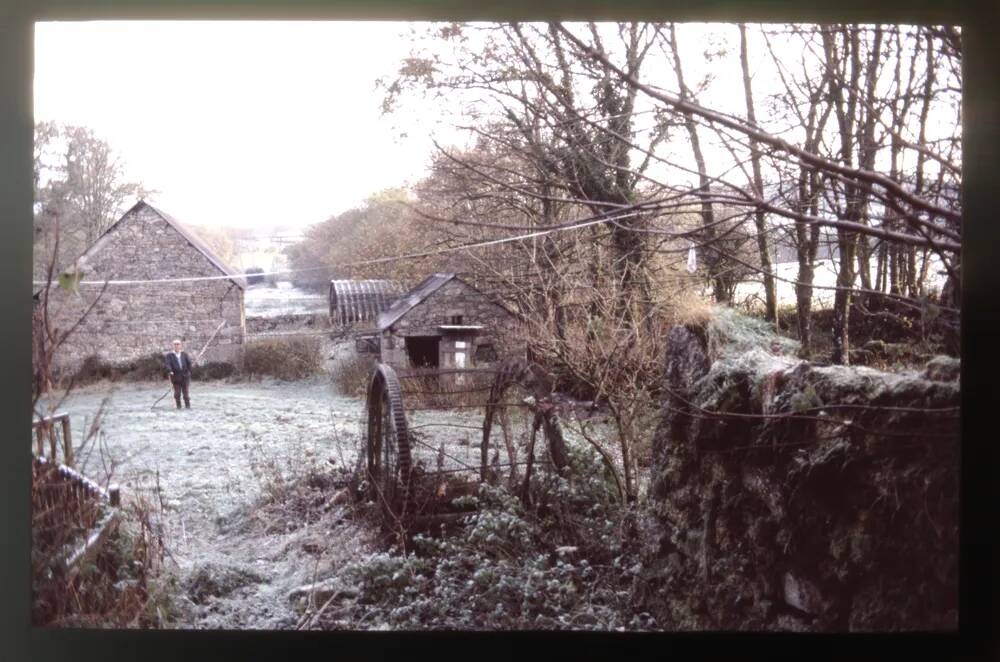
[831,233,858,365]
[795,256,816,357]
[739,23,777,323]
[668,23,730,305]
[875,240,887,292]
[791,61,832,358]
[826,25,882,364]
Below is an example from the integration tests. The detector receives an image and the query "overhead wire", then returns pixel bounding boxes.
[33,205,650,288]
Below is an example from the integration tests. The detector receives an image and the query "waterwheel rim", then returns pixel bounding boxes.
[365,363,411,529]
[381,389,398,510]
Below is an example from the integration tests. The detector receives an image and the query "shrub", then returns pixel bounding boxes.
[311,441,652,631]
[67,352,241,384]
[401,371,495,409]
[121,353,169,382]
[31,486,177,628]
[74,355,114,384]
[331,353,375,397]
[243,337,323,381]
[191,361,236,381]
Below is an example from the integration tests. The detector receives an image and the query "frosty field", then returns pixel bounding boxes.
[38,376,374,628]
[35,372,523,628]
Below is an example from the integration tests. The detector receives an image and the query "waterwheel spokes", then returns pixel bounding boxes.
[364,363,411,530]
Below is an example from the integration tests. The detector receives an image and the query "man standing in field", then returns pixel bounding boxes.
[165,339,193,409]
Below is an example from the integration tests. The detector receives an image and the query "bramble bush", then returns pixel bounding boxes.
[191,361,236,380]
[242,337,323,381]
[331,353,374,397]
[32,492,178,628]
[70,353,237,384]
[317,442,656,630]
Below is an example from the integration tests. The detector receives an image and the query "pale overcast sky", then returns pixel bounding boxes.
[34,21,455,232]
[33,21,759,235]
[34,22,953,235]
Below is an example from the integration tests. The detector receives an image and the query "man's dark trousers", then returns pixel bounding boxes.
[172,374,191,409]
[165,352,193,409]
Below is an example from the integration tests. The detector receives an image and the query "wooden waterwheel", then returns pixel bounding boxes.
[364,362,412,528]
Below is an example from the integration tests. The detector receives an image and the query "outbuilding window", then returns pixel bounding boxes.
[475,343,498,362]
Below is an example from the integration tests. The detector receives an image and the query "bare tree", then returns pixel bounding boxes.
[381,22,675,325]
[34,122,152,277]
[662,23,736,304]
[737,23,777,323]
[557,22,960,361]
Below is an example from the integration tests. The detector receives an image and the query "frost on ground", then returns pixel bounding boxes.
[39,376,376,629]
[244,281,327,318]
[37,348,628,630]
[730,256,947,311]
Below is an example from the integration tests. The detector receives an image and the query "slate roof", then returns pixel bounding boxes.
[80,200,246,288]
[377,272,457,332]
[329,279,404,326]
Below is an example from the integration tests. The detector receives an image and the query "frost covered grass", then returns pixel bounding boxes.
[308,442,656,631]
[42,378,369,629]
[706,306,800,358]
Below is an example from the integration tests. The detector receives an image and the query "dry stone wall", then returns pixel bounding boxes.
[245,313,330,339]
[41,204,245,374]
[637,313,959,631]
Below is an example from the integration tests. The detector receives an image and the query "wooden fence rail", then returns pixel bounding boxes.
[31,454,121,579]
[32,412,73,468]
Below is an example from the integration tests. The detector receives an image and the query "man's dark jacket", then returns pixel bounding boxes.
[165,351,193,381]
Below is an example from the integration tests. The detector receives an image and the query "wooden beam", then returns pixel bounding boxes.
[60,415,72,467]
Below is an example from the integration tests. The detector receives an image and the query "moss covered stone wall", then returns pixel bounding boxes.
[639,311,959,631]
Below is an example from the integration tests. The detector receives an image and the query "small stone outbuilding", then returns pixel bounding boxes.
[36,200,246,375]
[377,273,520,371]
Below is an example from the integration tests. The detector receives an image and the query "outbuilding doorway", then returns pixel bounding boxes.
[405,336,440,368]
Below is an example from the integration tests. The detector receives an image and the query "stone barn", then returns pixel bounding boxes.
[377,273,520,371]
[36,200,246,375]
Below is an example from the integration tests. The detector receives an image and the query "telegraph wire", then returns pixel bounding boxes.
[33,206,649,288]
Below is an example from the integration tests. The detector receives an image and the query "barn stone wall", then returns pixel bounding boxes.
[40,204,245,374]
[246,312,330,339]
[380,279,520,369]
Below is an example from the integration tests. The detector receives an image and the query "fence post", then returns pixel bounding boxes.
[60,415,72,467]
[109,485,120,507]
[48,423,57,462]
[35,423,44,456]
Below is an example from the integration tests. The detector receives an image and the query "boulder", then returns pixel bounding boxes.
[923,355,960,383]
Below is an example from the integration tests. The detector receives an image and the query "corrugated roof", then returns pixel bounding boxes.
[376,272,456,331]
[80,200,246,289]
[329,279,404,326]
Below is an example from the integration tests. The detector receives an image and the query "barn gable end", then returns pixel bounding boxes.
[36,201,246,374]
[78,200,245,287]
